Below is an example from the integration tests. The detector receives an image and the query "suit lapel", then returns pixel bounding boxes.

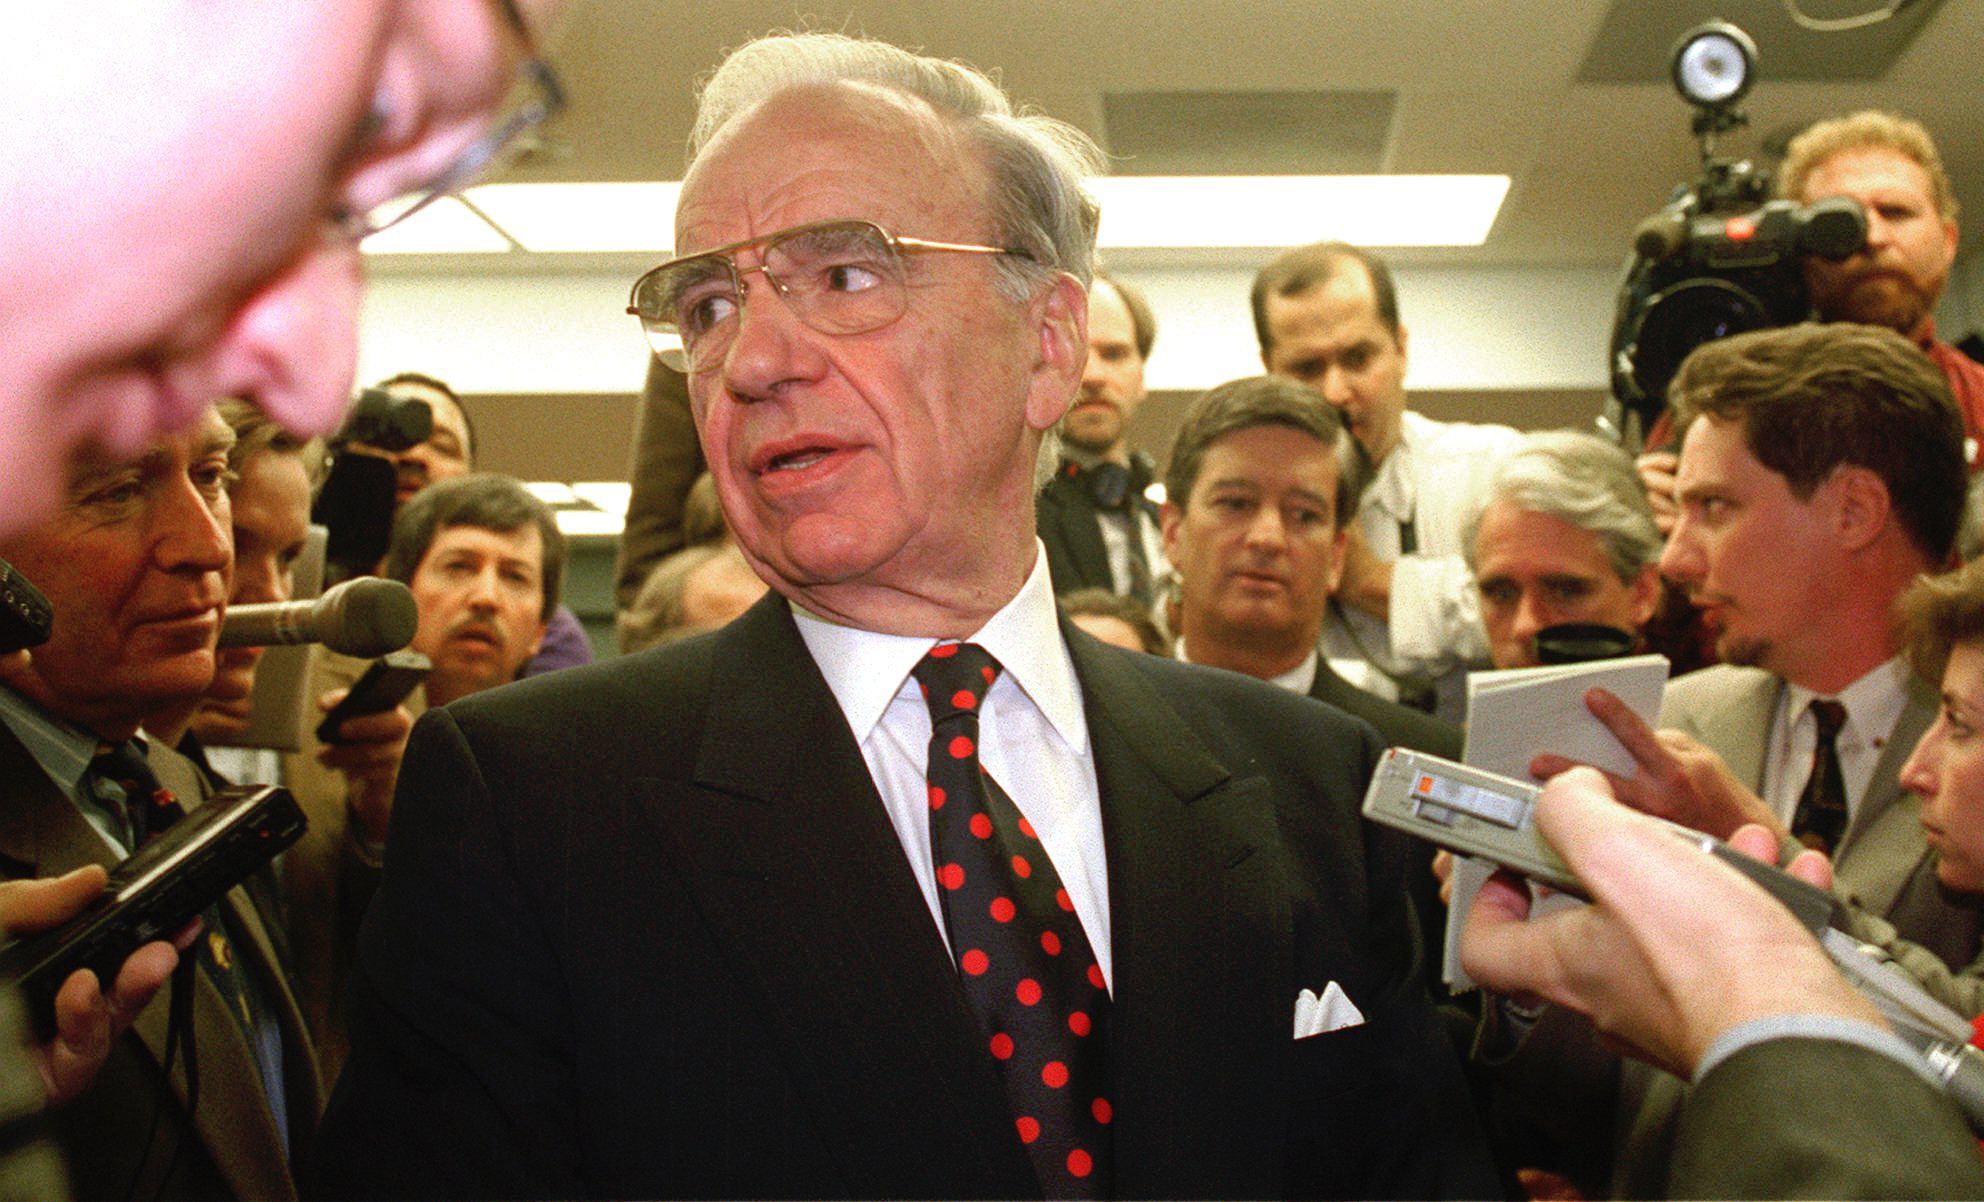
[1836,675,1936,916]
[1068,631,1291,1200]
[1039,475,1115,592]
[0,725,301,1199]
[0,724,116,880]
[638,597,1037,1195]
[1710,670,1778,790]
[136,742,305,1202]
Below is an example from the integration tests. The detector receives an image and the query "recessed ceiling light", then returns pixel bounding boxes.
[362,175,1510,256]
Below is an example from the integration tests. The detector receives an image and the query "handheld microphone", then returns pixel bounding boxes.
[218,577,418,657]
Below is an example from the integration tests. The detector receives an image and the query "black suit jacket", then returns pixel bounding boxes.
[1037,455,1160,597]
[312,594,1495,1200]
[1307,659,1462,760]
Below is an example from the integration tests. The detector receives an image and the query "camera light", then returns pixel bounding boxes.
[1671,21,1756,110]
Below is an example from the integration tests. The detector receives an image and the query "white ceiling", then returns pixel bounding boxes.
[445,0,1984,275]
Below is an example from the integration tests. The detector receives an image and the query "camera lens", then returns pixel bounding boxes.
[1626,278,1770,406]
[1534,623,1636,665]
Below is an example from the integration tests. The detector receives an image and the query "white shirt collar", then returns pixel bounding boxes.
[1175,642,1318,695]
[1782,655,1912,747]
[1366,410,1433,522]
[791,541,1088,753]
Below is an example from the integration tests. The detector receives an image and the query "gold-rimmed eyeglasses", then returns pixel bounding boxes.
[626,219,1029,372]
[339,0,567,242]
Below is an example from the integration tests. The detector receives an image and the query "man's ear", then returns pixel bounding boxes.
[1824,464,1892,553]
[1159,500,1182,563]
[527,620,548,660]
[1629,563,1662,629]
[1324,527,1348,594]
[1024,273,1088,434]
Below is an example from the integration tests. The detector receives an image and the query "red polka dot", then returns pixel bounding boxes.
[961,948,989,975]
[969,812,993,839]
[1067,1149,1092,1178]
[928,785,946,810]
[1016,1116,1040,1144]
[990,897,1016,923]
[930,643,958,658]
[1040,931,1062,956]
[1018,817,1038,839]
[938,863,965,890]
[949,735,974,759]
[1011,855,1033,878]
[1091,1097,1112,1124]
[1042,1060,1069,1088]
[989,1032,1013,1060]
[1087,964,1105,990]
[1067,1011,1091,1036]
[982,665,997,684]
[1016,978,1043,1006]
[952,689,976,710]
[1056,888,1075,911]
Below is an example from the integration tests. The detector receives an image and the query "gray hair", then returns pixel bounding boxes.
[1464,430,1661,582]
[688,32,1103,297]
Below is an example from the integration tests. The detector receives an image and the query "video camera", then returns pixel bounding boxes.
[312,387,433,583]
[1603,21,1867,448]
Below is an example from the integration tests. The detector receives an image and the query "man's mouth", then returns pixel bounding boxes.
[449,624,503,652]
[766,448,832,473]
[749,436,849,479]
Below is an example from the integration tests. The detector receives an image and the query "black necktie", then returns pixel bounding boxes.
[82,740,185,846]
[912,643,1112,1198]
[81,742,280,1110]
[1791,699,1849,854]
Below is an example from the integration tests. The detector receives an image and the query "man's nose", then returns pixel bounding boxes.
[719,274,829,402]
[191,237,363,440]
[1659,516,1704,584]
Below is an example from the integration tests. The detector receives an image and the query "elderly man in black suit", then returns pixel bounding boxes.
[314,31,1494,1201]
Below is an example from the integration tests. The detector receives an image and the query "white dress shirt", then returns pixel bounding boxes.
[1761,656,1911,829]
[792,545,1114,991]
[1320,410,1521,720]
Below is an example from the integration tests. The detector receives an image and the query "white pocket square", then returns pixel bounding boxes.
[1293,982,1366,1039]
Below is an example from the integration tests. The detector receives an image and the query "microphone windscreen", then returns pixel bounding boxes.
[315,577,419,657]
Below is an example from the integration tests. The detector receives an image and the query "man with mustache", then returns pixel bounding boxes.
[386,474,564,711]
[344,371,592,675]
[1037,272,1167,609]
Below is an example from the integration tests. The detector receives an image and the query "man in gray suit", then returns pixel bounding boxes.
[1499,323,1978,1197]
[1583,322,1976,968]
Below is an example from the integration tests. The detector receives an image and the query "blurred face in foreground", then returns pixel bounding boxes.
[0,0,558,535]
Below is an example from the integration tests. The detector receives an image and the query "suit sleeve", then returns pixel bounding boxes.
[612,356,704,616]
[306,708,585,1201]
[1669,1037,1984,1199]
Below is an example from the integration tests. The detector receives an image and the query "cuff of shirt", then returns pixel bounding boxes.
[1695,1014,1934,1089]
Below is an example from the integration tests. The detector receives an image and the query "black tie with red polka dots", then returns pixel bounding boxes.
[912,642,1112,1199]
